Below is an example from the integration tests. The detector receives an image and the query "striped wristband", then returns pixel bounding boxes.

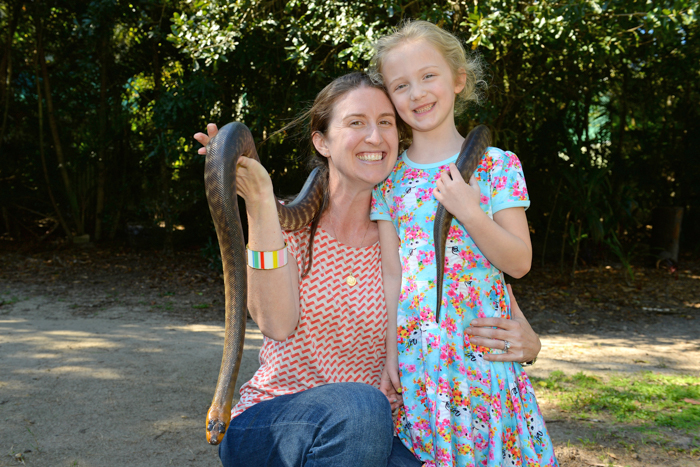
[246,243,288,270]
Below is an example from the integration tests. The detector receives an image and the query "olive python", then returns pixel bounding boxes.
[202,121,490,444]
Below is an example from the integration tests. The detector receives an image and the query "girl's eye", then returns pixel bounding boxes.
[424,73,435,79]
[394,83,407,91]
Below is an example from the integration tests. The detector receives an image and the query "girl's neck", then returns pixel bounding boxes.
[406,118,464,165]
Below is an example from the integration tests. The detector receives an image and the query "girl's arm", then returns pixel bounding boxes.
[377,220,403,409]
[195,124,300,341]
[434,164,532,278]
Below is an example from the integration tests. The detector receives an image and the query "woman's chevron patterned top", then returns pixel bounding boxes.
[232,225,388,418]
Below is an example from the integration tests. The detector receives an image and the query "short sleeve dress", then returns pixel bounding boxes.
[370,148,558,467]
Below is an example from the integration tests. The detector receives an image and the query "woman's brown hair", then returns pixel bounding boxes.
[276,72,407,277]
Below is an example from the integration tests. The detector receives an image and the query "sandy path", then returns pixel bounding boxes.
[1,294,698,466]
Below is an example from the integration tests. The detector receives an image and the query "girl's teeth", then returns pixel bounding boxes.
[357,153,383,161]
[415,103,434,114]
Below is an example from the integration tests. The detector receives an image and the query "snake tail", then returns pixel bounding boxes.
[203,122,324,445]
[433,125,492,322]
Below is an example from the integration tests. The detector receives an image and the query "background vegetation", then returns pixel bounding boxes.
[1,0,698,272]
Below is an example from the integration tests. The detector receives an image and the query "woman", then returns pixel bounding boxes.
[194,72,541,467]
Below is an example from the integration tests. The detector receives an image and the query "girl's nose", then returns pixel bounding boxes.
[410,85,426,101]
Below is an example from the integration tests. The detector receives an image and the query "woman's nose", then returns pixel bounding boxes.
[365,124,382,144]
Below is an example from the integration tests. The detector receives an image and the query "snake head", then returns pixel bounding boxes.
[206,418,227,445]
[206,405,230,445]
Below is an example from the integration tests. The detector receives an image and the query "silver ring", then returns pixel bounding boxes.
[503,340,511,352]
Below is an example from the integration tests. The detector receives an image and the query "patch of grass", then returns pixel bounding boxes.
[192,303,210,309]
[533,370,700,432]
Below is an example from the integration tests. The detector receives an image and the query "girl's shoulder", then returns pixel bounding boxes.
[480,147,524,173]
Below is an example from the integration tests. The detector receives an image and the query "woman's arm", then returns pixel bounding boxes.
[377,220,403,410]
[465,284,541,363]
[434,164,532,278]
[237,157,301,341]
[195,124,300,341]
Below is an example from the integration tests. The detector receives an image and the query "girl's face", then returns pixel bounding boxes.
[312,86,399,191]
[380,40,465,136]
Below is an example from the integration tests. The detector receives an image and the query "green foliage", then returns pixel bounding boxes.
[535,370,700,431]
[0,0,697,265]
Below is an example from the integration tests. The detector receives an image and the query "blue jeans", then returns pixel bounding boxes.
[219,382,421,467]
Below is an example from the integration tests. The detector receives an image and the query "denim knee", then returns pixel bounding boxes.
[309,383,393,462]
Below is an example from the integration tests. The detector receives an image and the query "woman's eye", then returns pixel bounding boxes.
[350,120,363,126]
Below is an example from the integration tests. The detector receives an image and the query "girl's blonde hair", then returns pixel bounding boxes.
[369,20,486,115]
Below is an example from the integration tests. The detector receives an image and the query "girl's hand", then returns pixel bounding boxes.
[464,284,541,363]
[433,163,482,223]
[193,123,219,155]
[379,359,403,411]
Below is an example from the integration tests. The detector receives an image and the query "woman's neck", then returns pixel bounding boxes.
[406,117,464,165]
[319,178,377,247]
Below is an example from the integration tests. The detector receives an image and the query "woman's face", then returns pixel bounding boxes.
[313,86,399,191]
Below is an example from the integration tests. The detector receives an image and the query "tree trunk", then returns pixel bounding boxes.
[95,37,108,241]
[0,1,23,150]
[35,15,83,235]
[35,53,71,240]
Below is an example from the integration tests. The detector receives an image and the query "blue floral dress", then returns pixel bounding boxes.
[371,148,558,467]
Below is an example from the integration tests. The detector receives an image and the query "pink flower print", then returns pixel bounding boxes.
[441,316,457,335]
[435,446,451,463]
[447,225,464,242]
[480,193,489,204]
[505,151,522,170]
[477,151,493,173]
[399,362,417,373]
[426,333,440,352]
[493,175,507,192]
[418,249,435,267]
[415,187,434,208]
[405,224,429,242]
[402,167,427,180]
[457,362,466,375]
[458,247,481,269]
[392,195,405,213]
[474,432,488,450]
[419,306,436,323]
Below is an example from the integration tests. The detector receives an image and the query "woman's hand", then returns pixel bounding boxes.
[234,156,275,210]
[194,123,219,155]
[465,284,541,363]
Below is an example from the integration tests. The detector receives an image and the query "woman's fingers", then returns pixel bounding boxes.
[194,123,219,155]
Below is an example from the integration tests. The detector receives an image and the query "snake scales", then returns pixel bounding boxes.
[202,121,490,444]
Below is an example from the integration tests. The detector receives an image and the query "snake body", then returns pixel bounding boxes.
[203,122,324,445]
[433,125,491,322]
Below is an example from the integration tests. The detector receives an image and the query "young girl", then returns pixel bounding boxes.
[369,21,558,466]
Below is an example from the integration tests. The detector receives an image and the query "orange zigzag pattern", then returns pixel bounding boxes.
[232,227,388,417]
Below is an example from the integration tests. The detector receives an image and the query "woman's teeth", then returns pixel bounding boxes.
[414,103,435,114]
[357,152,383,161]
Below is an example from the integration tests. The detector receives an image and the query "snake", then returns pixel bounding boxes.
[203,122,324,445]
[433,125,491,322]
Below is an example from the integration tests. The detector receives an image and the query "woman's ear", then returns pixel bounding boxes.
[312,131,330,158]
[454,68,467,95]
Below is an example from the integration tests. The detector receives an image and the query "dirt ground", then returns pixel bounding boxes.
[1,243,699,466]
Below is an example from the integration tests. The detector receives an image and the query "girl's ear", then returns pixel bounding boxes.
[312,131,330,158]
[454,68,467,95]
